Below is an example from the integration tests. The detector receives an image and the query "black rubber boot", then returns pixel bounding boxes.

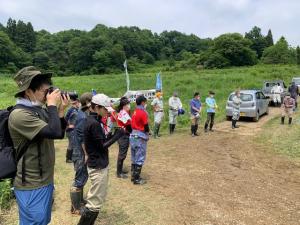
[172,124,176,133]
[77,207,99,225]
[209,123,214,132]
[232,120,235,129]
[157,124,161,137]
[169,124,173,134]
[133,165,146,185]
[154,123,159,139]
[117,159,127,179]
[289,117,292,125]
[281,117,285,125]
[131,164,135,182]
[66,149,73,163]
[191,125,195,136]
[194,125,199,136]
[70,187,82,215]
[204,123,209,132]
[80,188,87,205]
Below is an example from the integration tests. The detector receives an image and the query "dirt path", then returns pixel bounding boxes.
[2,108,300,225]
[216,107,282,136]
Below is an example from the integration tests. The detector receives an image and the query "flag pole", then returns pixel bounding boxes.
[123,60,130,92]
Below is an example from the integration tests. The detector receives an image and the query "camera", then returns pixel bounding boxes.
[48,86,79,101]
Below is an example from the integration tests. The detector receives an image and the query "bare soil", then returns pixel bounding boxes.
[2,107,300,225]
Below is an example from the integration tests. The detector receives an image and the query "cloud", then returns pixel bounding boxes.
[0,0,299,46]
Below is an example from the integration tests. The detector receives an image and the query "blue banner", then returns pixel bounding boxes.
[156,72,162,91]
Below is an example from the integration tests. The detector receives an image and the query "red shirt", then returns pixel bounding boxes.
[131,108,148,132]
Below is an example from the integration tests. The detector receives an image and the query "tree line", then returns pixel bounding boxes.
[0,18,299,75]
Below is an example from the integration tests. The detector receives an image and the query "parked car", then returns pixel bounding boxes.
[262,80,287,105]
[292,77,300,95]
[226,90,269,122]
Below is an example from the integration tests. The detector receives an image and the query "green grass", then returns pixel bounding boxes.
[257,112,300,159]
[1,64,300,133]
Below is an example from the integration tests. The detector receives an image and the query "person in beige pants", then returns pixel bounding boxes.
[78,94,124,225]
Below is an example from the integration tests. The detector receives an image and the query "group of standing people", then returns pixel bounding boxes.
[189,91,218,136]
[271,82,299,125]
[65,93,150,224]
[150,91,184,138]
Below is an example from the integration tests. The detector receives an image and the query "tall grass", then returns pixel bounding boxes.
[1,64,300,132]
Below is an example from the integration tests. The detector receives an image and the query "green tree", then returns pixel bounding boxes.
[265,29,274,47]
[245,26,267,59]
[6,18,17,42]
[262,37,296,64]
[14,20,36,52]
[296,46,300,65]
[0,31,17,68]
[0,31,31,70]
[33,51,50,69]
[210,33,257,67]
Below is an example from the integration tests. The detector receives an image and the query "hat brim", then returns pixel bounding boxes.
[14,72,52,97]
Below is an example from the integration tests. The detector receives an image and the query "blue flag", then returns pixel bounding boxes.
[156,72,162,91]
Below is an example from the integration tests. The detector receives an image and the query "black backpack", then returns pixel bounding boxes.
[0,105,39,181]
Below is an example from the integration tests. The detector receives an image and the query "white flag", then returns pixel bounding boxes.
[124,60,130,92]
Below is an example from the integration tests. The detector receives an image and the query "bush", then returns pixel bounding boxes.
[0,179,13,211]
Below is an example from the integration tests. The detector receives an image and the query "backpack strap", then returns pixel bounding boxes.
[12,104,43,185]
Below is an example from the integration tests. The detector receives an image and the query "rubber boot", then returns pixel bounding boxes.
[157,124,161,137]
[172,124,176,133]
[133,165,146,185]
[66,149,73,163]
[191,125,195,136]
[209,123,214,132]
[77,207,99,225]
[232,120,235,129]
[204,123,209,133]
[194,124,199,136]
[70,187,82,215]
[116,159,127,179]
[154,123,159,139]
[169,124,173,134]
[281,117,285,125]
[80,188,87,206]
[131,164,135,182]
[289,117,292,125]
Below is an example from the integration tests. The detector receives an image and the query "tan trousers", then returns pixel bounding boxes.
[85,166,109,212]
[281,107,293,118]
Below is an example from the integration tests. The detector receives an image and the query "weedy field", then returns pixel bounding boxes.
[1,64,300,131]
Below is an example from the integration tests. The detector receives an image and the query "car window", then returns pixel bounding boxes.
[293,78,300,84]
[256,93,260,99]
[229,94,253,101]
[259,92,265,99]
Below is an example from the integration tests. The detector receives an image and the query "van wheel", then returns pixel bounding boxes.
[226,116,231,121]
[253,112,259,122]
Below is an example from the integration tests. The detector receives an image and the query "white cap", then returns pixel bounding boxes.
[91,94,114,112]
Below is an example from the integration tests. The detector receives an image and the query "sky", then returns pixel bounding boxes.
[0,0,299,46]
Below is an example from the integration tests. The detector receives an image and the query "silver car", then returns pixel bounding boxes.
[226,90,269,122]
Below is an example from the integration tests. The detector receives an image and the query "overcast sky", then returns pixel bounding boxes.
[0,0,299,46]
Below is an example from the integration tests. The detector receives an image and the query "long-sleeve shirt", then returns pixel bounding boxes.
[271,86,283,94]
[206,97,217,113]
[84,113,108,169]
[169,97,182,111]
[232,95,242,111]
